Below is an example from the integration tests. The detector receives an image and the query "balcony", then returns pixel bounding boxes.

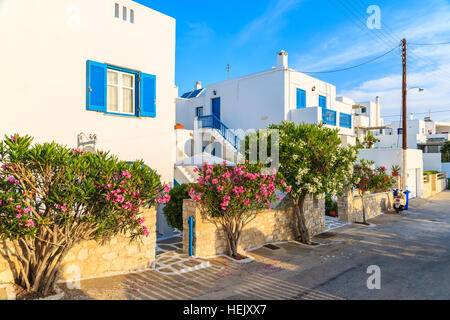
[289,106,353,130]
[322,108,337,126]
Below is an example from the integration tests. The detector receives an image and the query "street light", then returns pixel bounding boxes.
[407,87,425,92]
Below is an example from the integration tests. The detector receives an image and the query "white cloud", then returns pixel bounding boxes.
[294,1,450,122]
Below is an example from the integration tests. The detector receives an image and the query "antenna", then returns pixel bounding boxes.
[227,64,230,80]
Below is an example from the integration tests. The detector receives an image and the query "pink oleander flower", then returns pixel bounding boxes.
[23,208,31,214]
[7,176,17,183]
[25,219,34,228]
[142,226,150,237]
[163,184,170,192]
[138,218,145,225]
[122,170,132,179]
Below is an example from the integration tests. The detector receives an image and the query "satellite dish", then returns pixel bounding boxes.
[83,146,96,154]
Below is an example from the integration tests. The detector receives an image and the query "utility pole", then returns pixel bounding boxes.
[401,38,408,190]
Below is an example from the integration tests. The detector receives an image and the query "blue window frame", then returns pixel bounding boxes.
[339,113,352,128]
[322,108,337,126]
[319,95,327,108]
[296,89,306,109]
[196,106,204,117]
[86,60,156,118]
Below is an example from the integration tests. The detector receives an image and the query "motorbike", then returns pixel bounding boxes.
[393,189,406,213]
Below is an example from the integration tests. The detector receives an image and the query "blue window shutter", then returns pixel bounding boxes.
[86,60,107,112]
[319,95,327,108]
[296,89,306,108]
[139,72,156,117]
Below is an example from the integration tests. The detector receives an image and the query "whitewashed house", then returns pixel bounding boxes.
[177,51,356,145]
[376,116,450,174]
[0,0,177,237]
[175,51,390,184]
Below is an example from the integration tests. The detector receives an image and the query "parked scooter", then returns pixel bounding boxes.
[393,189,406,213]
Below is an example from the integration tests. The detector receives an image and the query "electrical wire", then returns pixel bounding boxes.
[409,41,450,46]
[299,45,400,74]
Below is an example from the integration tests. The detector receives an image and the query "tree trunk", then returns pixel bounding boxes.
[221,219,244,258]
[361,194,367,224]
[293,194,311,244]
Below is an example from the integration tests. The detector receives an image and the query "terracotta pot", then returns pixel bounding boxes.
[392,172,399,176]
[174,124,184,130]
[329,211,338,217]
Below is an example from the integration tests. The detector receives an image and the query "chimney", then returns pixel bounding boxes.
[277,51,288,69]
[195,81,202,90]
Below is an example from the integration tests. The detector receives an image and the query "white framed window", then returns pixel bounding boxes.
[130,9,134,23]
[107,69,135,115]
[123,6,127,21]
[114,3,119,18]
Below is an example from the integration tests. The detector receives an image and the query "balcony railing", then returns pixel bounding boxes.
[197,114,241,150]
[322,108,337,126]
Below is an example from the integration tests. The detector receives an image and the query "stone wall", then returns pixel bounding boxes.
[423,173,447,198]
[0,207,156,285]
[338,190,393,223]
[182,196,325,258]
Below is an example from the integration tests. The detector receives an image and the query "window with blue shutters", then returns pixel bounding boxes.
[86,60,107,112]
[339,113,352,128]
[86,60,156,118]
[140,72,156,117]
[296,89,306,109]
[319,95,327,108]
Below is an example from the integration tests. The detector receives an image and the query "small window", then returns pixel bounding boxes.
[130,9,134,23]
[319,95,327,108]
[196,107,204,117]
[107,69,135,115]
[361,107,367,113]
[296,89,306,109]
[114,3,119,18]
[123,6,127,21]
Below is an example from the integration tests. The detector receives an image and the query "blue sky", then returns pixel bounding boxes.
[134,0,450,122]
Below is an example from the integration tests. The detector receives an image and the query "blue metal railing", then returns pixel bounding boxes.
[188,216,194,256]
[339,112,352,128]
[198,114,241,150]
[322,108,337,126]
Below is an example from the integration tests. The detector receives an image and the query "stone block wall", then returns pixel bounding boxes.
[338,190,393,223]
[423,173,447,198]
[0,207,156,285]
[182,196,325,258]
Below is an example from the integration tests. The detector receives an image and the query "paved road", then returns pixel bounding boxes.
[65,191,450,300]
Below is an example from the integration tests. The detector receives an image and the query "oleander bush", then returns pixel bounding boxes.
[163,183,190,231]
[0,134,170,297]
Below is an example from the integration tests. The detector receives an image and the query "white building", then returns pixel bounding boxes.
[358,149,424,199]
[353,97,387,140]
[376,116,450,174]
[176,51,357,148]
[0,0,177,236]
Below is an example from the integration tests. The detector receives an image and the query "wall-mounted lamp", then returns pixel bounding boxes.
[312,86,316,91]
[213,90,217,96]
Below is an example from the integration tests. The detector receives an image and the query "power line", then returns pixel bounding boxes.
[300,45,399,74]
[381,109,450,118]
[409,41,450,46]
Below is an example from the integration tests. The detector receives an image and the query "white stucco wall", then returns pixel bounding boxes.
[0,0,176,183]
[358,149,424,198]
[423,153,442,172]
[177,68,286,132]
[442,162,450,176]
[176,63,355,137]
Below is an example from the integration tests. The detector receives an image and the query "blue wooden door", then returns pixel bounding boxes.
[212,97,221,120]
